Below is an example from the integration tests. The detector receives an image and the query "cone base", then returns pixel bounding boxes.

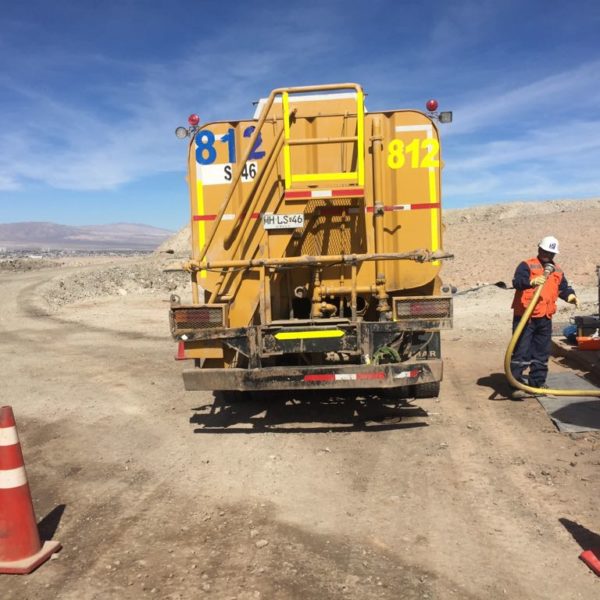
[580,548,600,577]
[0,540,62,574]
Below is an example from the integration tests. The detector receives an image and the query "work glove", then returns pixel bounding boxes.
[530,276,546,287]
[567,294,581,309]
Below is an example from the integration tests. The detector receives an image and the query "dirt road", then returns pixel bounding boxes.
[1,261,599,599]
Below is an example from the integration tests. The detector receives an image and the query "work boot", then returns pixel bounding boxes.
[532,384,550,397]
[511,388,533,400]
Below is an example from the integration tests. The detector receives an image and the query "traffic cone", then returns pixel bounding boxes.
[0,406,61,574]
[580,549,600,577]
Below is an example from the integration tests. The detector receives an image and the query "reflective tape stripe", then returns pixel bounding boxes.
[275,330,344,340]
[0,466,27,489]
[284,188,364,200]
[193,213,259,222]
[356,372,385,380]
[311,190,333,198]
[303,372,385,382]
[0,426,19,447]
[193,214,236,221]
[394,369,420,379]
[394,125,433,133]
[192,200,439,224]
[304,374,335,382]
[365,203,440,213]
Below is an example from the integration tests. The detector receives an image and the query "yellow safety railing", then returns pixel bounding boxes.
[191,84,366,305]
[281,85,365,189]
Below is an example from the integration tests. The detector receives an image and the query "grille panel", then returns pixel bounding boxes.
[170,305,226,335]
[393,297,452,321]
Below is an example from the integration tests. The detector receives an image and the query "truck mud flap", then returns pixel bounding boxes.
[182,361,442,392]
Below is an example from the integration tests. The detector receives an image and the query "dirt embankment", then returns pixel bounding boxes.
[442,198,600,289]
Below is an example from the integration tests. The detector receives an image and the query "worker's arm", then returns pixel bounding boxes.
[559,274,579,307]
[512,261,533,290]
[558,275,575,302]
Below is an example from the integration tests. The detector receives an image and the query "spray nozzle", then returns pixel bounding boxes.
[543,263,556,277]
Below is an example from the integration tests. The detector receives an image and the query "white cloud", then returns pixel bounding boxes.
[0,12,339,192]
[447,60,600,136]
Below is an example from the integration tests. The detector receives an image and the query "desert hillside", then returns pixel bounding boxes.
[442,198,600,288]
[0,221,174,250]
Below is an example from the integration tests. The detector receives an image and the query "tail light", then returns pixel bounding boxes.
[393,296,452,329]
[170,304,227,338]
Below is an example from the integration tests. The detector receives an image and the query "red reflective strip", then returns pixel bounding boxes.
[0,444,25,471]
[412,202,441,210]
[304,374,335,382]
[176,342,186,361]
[365,203,440,213]
[357,372,386,380]
[285,188,364,200]
[284,190,309,199]
[331,188,364,197]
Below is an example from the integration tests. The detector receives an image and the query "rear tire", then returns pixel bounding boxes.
[412,381,440,399]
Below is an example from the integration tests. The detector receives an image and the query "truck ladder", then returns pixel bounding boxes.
[280,85,366,199]
[205,85,367,301]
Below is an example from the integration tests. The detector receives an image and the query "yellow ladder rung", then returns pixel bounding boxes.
[291,172,358,183]
[287,136,358,146]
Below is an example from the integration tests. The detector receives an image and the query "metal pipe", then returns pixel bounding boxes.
[351,263,358,321]
[311,269,322,318]
[320,285,375,295]
[371,118,390,317]
[181,250,453,272]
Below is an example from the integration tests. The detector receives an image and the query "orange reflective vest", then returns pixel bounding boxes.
[512,258,564,318]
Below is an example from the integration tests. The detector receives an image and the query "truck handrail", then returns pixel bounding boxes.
[196,83,365,270]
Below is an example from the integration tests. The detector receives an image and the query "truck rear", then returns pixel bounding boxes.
[170,83,453,397]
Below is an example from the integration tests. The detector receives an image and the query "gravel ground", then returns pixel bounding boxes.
[1,197,599,599]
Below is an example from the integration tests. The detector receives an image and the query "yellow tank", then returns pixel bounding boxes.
[170,84,453,396]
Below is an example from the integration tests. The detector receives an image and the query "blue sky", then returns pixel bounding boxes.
[1,0,599,231]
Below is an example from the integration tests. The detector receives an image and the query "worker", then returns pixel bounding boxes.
[509,236,580,399]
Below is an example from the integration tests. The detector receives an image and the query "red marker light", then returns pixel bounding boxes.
[426,99,438,112]
[188,114,200,127]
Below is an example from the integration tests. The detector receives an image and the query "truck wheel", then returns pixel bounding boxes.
[412,381,440,399]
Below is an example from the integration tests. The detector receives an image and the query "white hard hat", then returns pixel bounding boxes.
[538,236,559,254]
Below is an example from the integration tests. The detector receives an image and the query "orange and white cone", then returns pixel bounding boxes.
[580,549,600,577]
[0,406,61,574]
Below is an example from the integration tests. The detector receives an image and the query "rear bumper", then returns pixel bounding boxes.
[182,360,442,391]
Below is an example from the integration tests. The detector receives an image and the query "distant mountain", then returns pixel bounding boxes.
[0,221,175,251]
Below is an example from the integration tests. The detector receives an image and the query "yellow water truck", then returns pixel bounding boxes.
[170,83,454,397]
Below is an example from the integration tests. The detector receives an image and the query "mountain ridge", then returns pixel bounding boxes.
[0,221,175,250]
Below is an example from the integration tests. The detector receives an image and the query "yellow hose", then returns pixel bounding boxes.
[504,279,600,397]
